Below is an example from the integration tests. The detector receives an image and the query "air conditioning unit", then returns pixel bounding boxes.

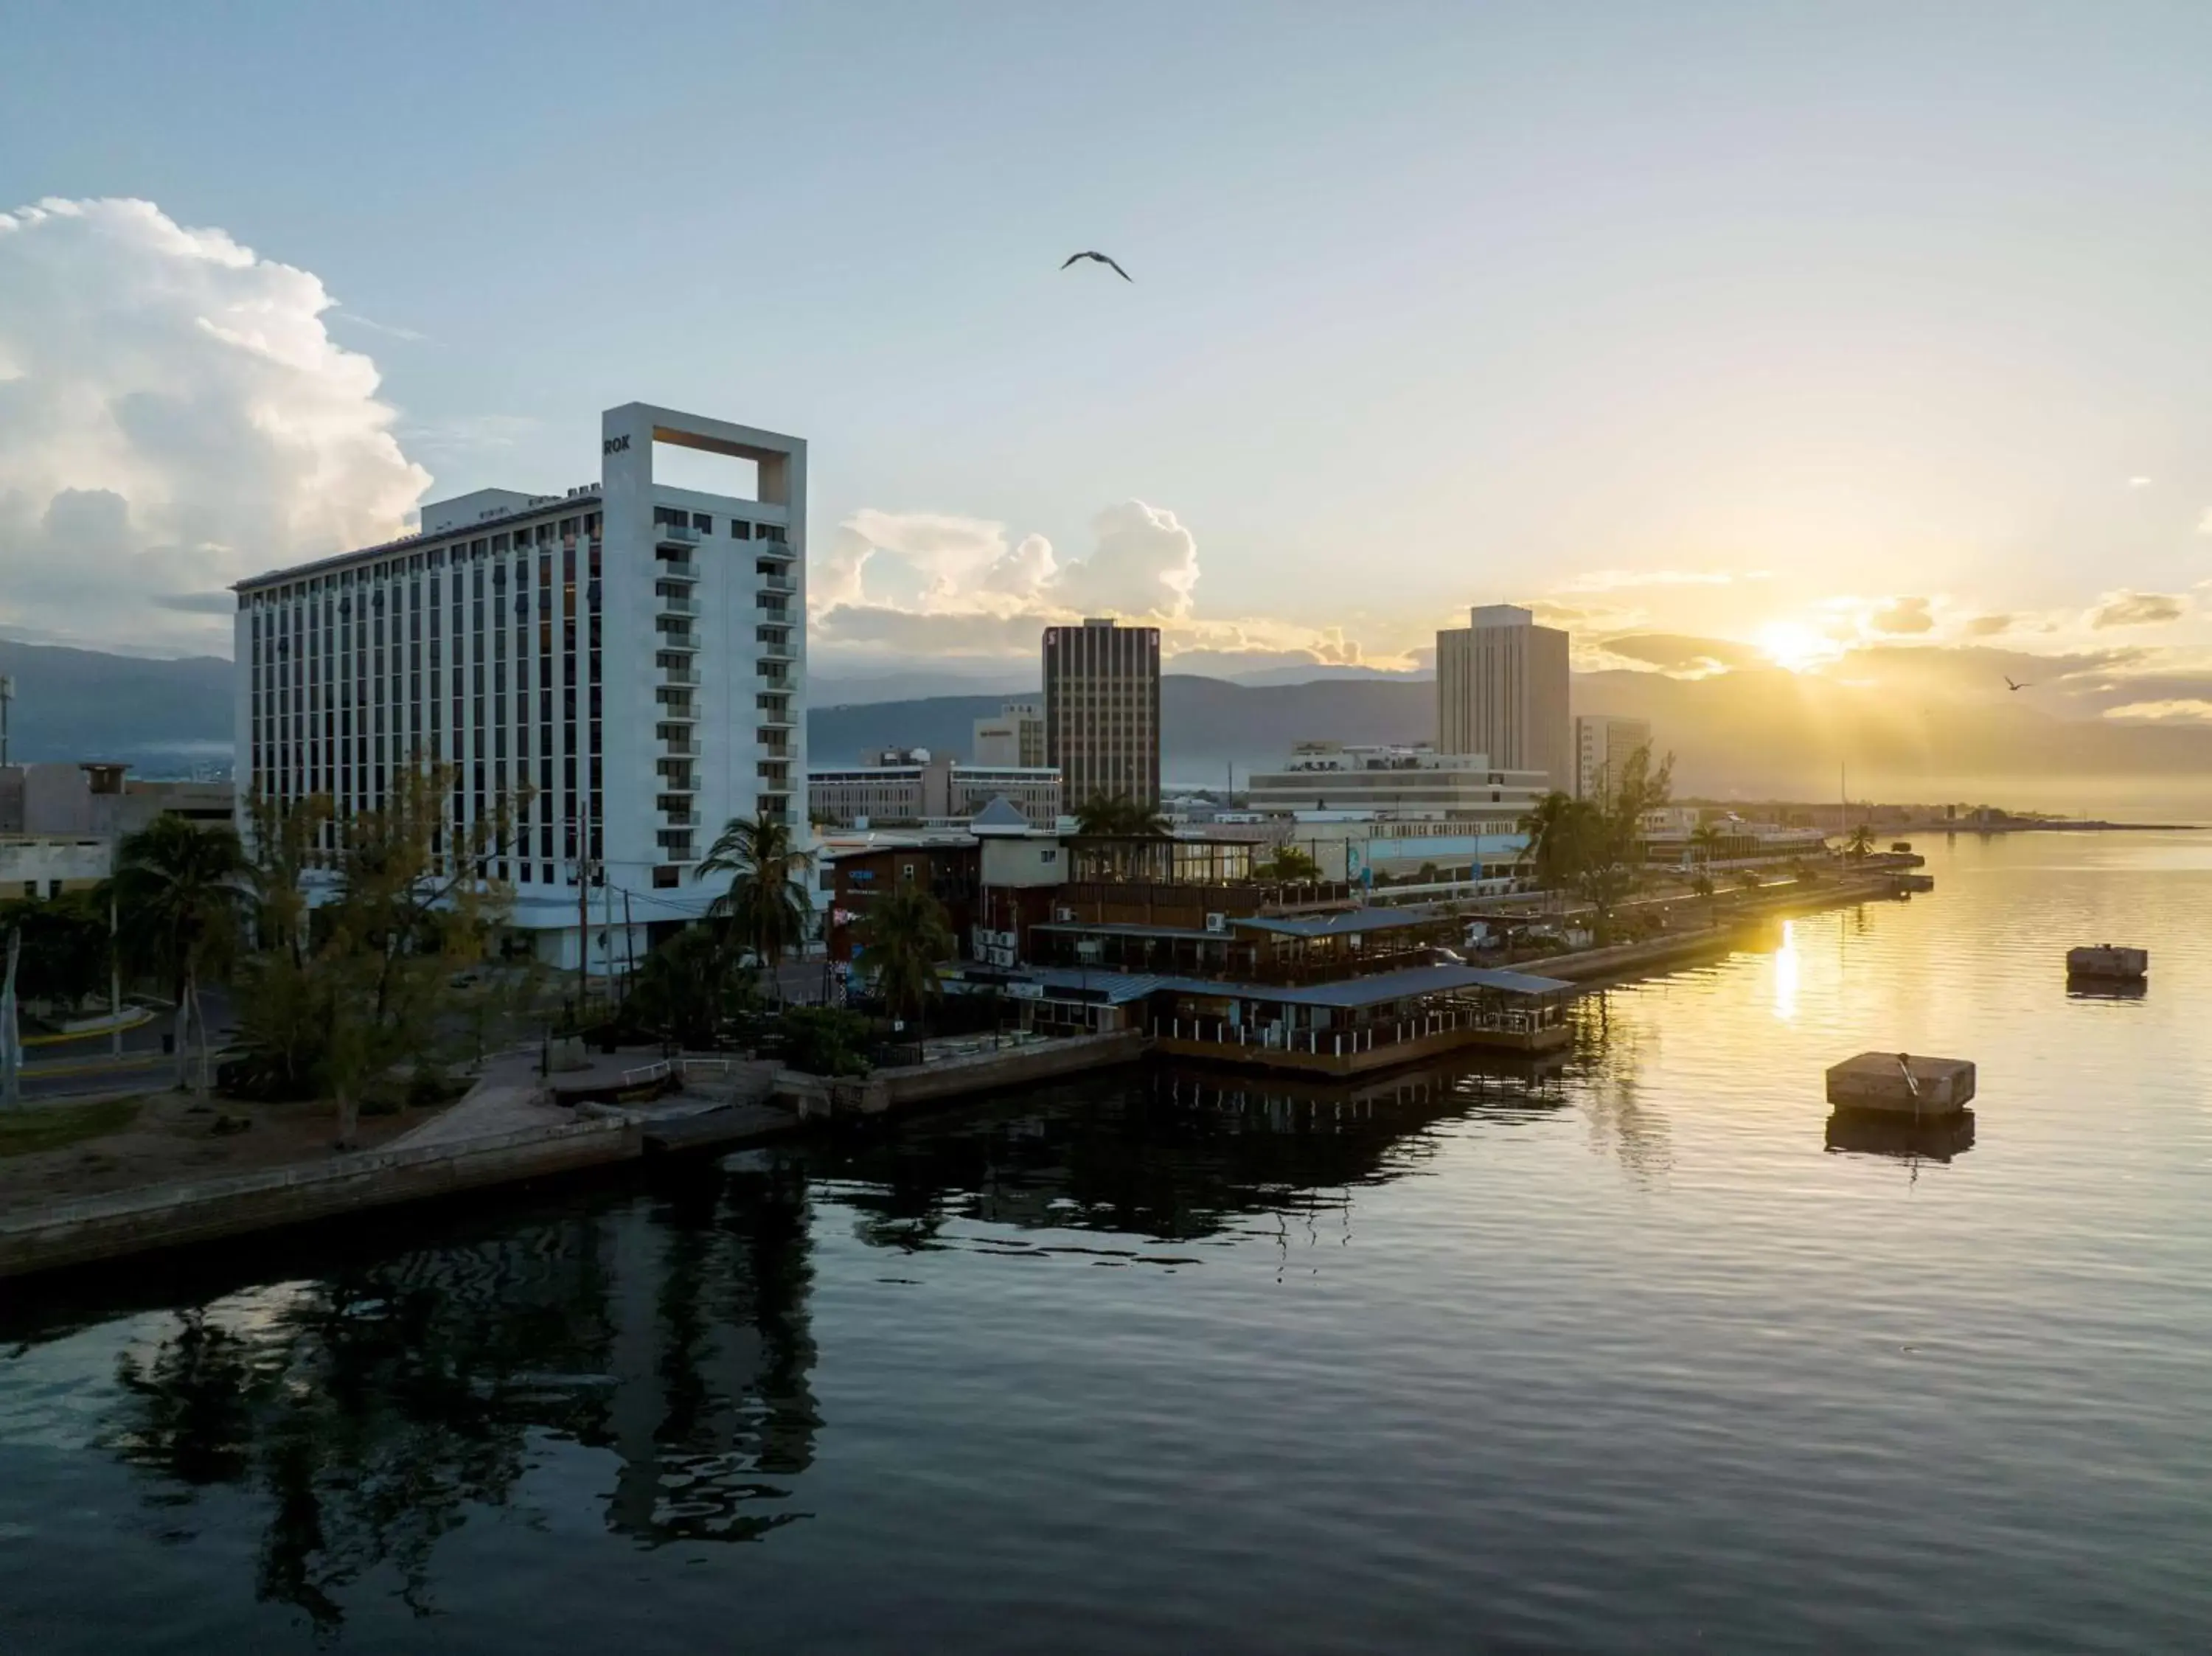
[1205,913,1228,933]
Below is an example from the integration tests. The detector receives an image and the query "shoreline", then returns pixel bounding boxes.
[0,874,1912,1284]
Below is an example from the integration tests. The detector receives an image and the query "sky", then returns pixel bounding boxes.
[7,1,2212,728]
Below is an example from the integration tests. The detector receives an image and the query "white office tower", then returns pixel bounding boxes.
[234,403,807,974]
[1436,604,1571,792]
[1574,714,1653,801]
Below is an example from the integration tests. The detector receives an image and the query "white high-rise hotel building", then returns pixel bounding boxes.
[234,403,806,971]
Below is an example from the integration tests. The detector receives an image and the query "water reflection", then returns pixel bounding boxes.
[811,1056,1572,1250]
[1772,918,1800,1021]
[1823,1107,1978,1166]
[91,1163,818,1631]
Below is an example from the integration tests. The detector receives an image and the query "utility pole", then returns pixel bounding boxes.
[1,930,20,1109]
[109,890,122,1059]
[0,674,13,768]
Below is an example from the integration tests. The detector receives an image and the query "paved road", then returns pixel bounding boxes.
[14,989,235,1104]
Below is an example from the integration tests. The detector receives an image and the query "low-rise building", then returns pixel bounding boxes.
[1245,742,1546,824]
[0,835,111,900]
[810,748,1061,829]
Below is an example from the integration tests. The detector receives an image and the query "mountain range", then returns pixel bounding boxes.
[9,642,2211,818]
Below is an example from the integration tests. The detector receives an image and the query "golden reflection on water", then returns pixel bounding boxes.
[1772,919,1799,1022]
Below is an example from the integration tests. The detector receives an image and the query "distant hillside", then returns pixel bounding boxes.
[0,641,232,774]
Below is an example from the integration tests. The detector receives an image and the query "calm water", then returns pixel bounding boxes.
[4,832,2211,1652]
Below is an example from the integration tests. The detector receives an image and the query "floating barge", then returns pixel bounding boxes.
[1825,1051,1976,1116]
[2066,944,2148,981]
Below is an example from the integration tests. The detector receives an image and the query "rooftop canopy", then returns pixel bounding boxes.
[1234,906,1435,940]
[1014,961,1574,1009]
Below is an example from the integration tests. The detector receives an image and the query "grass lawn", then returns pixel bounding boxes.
[0,1096,145,1158]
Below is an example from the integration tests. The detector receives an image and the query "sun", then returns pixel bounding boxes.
[1756,620,1837,674]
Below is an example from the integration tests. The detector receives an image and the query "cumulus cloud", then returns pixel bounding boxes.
[1584,633,1769,678]
[0,196,428,651]
[2088,589,2188,630]
[807,498,1382,674]
[1963,613,2014,637]
[1868,596,1935,635]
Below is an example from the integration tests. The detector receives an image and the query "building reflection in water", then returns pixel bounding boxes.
[812,1054,1573,1252]
[79,1051,1580,1630]
[93,1161,818,1632]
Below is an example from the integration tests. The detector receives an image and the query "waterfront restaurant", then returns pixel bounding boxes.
[1014,960,1574,1074]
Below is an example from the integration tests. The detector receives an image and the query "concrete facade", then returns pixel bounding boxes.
[972,699,1046,768]
[1574,714,1653,801]
[1436,604,1571,791]
[234,402,807,975]
[1044,619,1161,810]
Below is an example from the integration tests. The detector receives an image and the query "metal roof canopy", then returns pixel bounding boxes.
[1016,961,1573,1009]
[1232,907,1439,939]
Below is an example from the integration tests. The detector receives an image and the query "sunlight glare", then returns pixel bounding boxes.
[1756,621,1837,674]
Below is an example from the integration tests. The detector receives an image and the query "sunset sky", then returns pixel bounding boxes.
[6,2,2212,728]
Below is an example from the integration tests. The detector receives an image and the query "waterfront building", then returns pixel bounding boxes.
[1246,742,1545,822]
[234,403,807,973]
[1573,714,1653,801]
[808,748,1062,829]
[972,699,1046,768]
[1043,619,1161,811]
[1436,604,1571,790]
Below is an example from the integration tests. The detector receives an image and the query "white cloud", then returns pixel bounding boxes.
[2129,476,2153,488]
[2104,699,2212,722]
[2088,588,2188,630]
[809,500,1399,675]
[0,196,429,651]
[1868,595,1935,635]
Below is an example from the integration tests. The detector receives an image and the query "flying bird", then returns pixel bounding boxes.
[2004,675,2032,692]
[1061,250,1133,282]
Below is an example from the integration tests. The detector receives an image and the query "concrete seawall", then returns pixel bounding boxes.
[1542,873,1904,984]
[774,1029,1147,1116]
[0,1114,637,1281]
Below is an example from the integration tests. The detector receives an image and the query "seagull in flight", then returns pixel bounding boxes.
[2004,675,2032,692]
[1061,250,1133,282]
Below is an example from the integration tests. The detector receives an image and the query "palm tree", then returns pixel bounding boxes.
[1842,823,1875,862]
[696,808,816,995]
[1517,790,1596,904]
[1074,794,1170,837]
[1689,821,1724,869]
[114,815,248,1096]
[855,882,956,1033]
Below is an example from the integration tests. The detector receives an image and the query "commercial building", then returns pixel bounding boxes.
[234,402,807,973]
[1573,715,1654,801]
[1245,743,1546,823]
[972,699,1046,768]
[1436,604,1571,790]
[1043,619,1160,811]
[808,748,1062,829]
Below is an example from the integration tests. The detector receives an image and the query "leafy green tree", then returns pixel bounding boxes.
[1254,844,1323,883]
[1073,795,1170,837]
[114,815,249,1095]
[625,925,757,1050]
[229,765,531,1141]
[697,808,816,992]
[1516,745,1674,942]
[855,882,955,1031]
[780,1006,872,1076]
[0,891,111,1009]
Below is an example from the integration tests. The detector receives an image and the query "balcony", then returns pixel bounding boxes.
[754,703,795,728]
[756,637,796,664]
[758,734,792,756]
[756,595,790,616]
[661,663,699,686]
[752,535,794,560]
[653,700,698,723]
[660,734,698,759]
[655,629,699,653]
[659,804,697,828]
[656,793,694,817]
[653,764,697,793]
[655,522,703,550]
[757,667,792,689]
[759,571,796,593]
[658,557,700,581]
[658,594,699,618]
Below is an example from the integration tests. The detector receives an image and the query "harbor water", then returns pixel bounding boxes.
[3,830,2210,1652]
